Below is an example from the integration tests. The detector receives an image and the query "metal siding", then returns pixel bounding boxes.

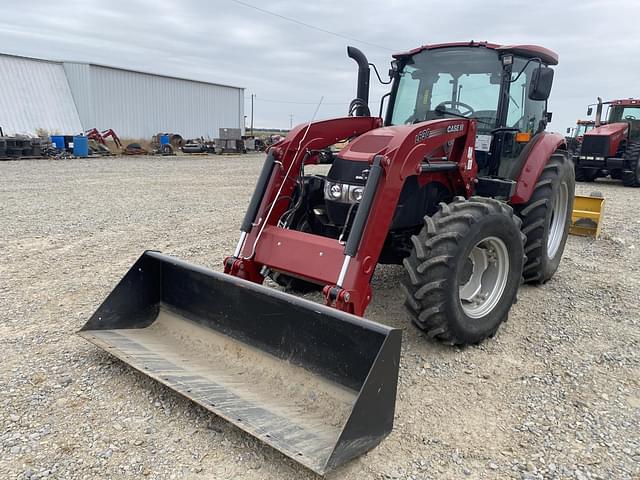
[0,55,82,136]
[85,65,242,139]
[63,62,94,129]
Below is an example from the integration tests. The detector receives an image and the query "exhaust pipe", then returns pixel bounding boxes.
[347,46,370,116]
[595,96,603,127]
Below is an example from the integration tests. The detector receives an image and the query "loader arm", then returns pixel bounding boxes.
[226,118,477,315]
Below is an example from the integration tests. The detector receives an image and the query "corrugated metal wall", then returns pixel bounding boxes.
[64,63,244,139]
[62,62,94,129]
[0,55,83,136]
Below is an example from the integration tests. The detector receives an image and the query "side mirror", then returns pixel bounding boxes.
[566,127,571,134]
[528,66,554,101]
[587,107,593,116]
[546,112,553,123]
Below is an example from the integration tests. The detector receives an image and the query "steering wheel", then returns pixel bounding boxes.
[436,101,475,117]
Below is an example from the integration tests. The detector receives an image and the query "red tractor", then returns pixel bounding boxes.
[574,97,640,186]
[566,119,595,155]
[225,41,574,342]
[80,41,575,474]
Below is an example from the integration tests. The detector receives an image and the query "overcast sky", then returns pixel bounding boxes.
[2,0,639,131]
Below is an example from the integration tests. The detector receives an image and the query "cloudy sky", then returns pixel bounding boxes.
[2,0,639,131]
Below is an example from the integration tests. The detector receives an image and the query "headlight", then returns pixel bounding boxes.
[329,183,343,199]
[324,181,364,204]
[350,187,364,203]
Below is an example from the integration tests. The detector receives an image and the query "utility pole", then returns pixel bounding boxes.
[289,114,293,130]
[250,94,255,136]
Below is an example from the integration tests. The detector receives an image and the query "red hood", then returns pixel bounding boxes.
[585,122,628,137]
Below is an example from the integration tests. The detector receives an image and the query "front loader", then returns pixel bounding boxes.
[80,41,575,475]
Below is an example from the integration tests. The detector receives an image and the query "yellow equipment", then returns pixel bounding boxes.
[570,192,605,238]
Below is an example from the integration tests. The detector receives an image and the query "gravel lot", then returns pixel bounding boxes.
[1,154,638,480]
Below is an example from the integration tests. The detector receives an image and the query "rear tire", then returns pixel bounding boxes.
[622,142,640,187]
[516,153,575,284]
[403,197,525,345]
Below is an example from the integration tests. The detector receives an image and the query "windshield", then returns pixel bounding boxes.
[608,106,640,122]
[391,47,502,131]
[575,123,594,137]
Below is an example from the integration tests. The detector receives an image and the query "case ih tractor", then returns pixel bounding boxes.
[79,41,574,474]
[566,119,595,154]
[574,97,640,186]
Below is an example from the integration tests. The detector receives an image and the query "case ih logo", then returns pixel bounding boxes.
[447,123,465,133]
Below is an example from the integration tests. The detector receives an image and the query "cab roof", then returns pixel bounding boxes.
[607,98,640,106]
[394,41,559,66]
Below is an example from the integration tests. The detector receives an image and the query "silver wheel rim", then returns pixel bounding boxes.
[547,182,569,260]
[459,237,510,319]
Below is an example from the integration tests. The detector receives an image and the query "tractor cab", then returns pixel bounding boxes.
[570,120,596,139]
[385,42,556,182]
[602,99,640,142]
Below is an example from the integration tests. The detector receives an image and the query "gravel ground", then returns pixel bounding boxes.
[1,154,638,480]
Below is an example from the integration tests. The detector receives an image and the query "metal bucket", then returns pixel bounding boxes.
[570,192,605,238]
[78,251,401,475]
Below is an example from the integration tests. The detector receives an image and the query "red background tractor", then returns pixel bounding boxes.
[574,97,640,186]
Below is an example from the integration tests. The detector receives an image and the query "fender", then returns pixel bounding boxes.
[511,132,566,204]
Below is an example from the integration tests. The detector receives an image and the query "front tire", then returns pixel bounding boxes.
[516,153,575,284]
[403,197,525,345]
[622,142,640,187]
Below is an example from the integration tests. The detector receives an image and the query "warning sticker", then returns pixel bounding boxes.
[475,134,492,152]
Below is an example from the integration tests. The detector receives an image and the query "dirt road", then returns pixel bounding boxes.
[1,155,638,479]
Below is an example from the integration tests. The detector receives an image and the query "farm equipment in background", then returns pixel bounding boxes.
[574,97,640,186]
[85,128,122,155]
[566,119,595,155]
[80,41,575,475]
[181,137,216,154]
[215,128,247,154]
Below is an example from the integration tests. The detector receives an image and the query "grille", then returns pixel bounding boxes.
[580,135,610,157]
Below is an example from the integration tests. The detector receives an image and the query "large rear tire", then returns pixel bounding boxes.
[516,153,575,284]
[622,142,640,187]
[402,197,525,345]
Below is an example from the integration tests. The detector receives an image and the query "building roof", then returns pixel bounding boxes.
[0,52,243,90]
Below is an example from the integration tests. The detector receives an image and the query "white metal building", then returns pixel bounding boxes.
[0,53,244,139]
[0,55,83,136]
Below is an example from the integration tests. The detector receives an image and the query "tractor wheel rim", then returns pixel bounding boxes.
[548,182,569,259]
[459,236,509,319]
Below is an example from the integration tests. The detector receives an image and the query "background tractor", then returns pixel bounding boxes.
[574,97,640,186]
[566,119,595,155]
[80,41,575,475]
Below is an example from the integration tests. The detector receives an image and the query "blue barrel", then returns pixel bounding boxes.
[73,135,89,157]
[160,134,170,145]
[51,135,65,150]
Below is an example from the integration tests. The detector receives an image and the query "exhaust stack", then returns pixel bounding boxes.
[595,96,603,127]
[347,46,370,116]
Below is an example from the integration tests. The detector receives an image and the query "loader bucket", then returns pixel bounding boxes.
[78,251,401,475]
[570,193,605,238]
